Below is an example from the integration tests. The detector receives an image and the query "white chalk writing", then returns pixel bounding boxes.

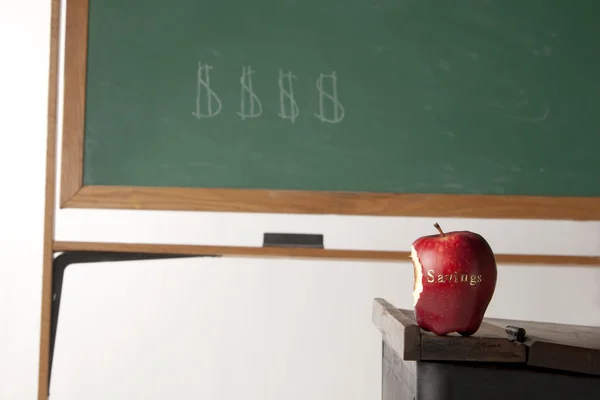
[191,63,344,123]
[192,62,222,119]
[277,69,300,123]
[237,65,262,120]
[314,71,345,124]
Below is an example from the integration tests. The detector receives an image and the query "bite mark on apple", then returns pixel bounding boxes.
[411,245,424,306]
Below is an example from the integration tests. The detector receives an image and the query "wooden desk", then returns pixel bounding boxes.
[372,298,600,400]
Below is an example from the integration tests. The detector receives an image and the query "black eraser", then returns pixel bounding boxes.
[263,233,324,249]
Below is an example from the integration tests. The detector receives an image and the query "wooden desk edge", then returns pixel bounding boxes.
[372,299,421,361]
[527,341,600,377]
[419,335,527,363]
[373,301,531,363]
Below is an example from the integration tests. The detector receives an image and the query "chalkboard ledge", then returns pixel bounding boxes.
[52,241,600,266]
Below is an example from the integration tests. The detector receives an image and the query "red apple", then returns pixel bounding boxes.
[411,223,497,336]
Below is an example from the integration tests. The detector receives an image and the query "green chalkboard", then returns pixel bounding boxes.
[81,0,600,197]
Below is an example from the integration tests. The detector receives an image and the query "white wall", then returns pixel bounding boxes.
[0,2,52,400]
[1,1,599,400]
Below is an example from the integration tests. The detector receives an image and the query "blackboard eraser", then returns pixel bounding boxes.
[263,233,324,249]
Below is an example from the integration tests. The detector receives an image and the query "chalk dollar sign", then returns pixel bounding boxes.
[192,62,222,119]
[314,71,345,124]
[277,69,300,123]
[237,65,263,120]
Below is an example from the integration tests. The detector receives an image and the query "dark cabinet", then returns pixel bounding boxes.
[372,298,600,400]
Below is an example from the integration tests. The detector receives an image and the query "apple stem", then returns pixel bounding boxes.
[434,223,445,237]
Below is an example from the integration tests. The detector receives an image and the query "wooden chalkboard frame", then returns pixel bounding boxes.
[58,0,600,220]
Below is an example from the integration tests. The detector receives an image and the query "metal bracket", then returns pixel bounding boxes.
[48,251,217,394]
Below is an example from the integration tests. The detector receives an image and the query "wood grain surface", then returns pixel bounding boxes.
[52,241,600,266]
[38,0,61,398]
[373,300,600,376]
[487,317,600,376]
[61,185,600,220]
[59,0,87,206]
[373,298,422,361]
